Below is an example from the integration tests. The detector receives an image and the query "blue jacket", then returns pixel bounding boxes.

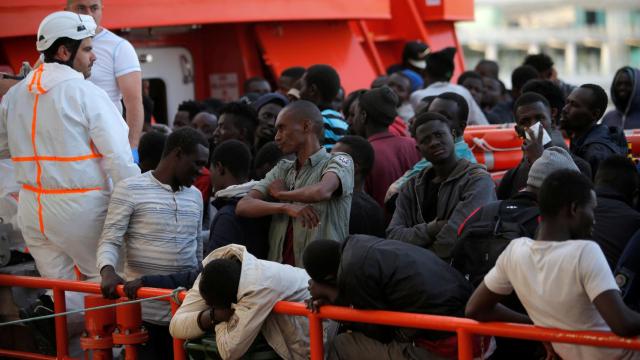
[205,197,270,259]
[570,124,627,177]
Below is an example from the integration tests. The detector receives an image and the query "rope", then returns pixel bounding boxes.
[470,137,521,152]
[0,287,185,328]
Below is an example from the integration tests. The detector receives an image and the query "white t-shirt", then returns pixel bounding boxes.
[409,82,489,125]
[485,238,639,360]
[89,29,141,113]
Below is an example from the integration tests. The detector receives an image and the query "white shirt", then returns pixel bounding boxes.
[397,101,414,123]
[409,82,489,125]
[89,29,141,113]
[485,238,639,360]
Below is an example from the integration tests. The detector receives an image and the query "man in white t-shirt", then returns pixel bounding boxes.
[466,169,640,360]
[66,0,143,152]
[409,48,488,125]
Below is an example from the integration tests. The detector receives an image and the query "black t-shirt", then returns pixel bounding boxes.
[350,191,386,237]
[421,172,441,223]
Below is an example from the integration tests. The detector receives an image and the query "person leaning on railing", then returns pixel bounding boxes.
[169,244,313,360]
[466,169,640,360]
[303,235,492,359]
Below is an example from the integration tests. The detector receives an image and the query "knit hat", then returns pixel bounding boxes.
[426,47,456,80]
[252,93,289,112]
[527,146,580,189]
[401,69,424,92]
[359,86,399,126]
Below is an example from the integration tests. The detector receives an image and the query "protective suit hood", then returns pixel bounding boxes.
[24,63,83,95]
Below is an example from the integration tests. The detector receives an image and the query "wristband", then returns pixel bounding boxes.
[132,148,139,164]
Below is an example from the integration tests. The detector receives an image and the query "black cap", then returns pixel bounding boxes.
[402,41,430,70]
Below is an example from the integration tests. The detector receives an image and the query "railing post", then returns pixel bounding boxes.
[457,329,473,360]
[308,313,324,360]
[170,299,186,360]
[52,287,69,359]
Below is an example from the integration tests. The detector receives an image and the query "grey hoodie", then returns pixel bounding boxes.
[387,159,496,260]
[603,66,640,129]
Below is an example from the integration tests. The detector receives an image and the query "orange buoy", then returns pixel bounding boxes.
[464,128,523,150]
[474,150,523,171]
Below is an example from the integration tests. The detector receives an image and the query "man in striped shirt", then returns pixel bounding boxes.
[299,64,349,150]
[97,127,209,359]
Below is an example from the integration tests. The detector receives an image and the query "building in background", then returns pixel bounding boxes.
[456,0,640,90]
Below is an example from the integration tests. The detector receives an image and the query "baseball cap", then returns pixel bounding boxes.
[403,41,430,70]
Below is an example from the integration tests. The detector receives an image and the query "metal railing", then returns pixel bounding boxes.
[2,274,640,360]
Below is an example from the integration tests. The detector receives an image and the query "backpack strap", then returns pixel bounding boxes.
[495,200,540,237]
[457,201,502,237]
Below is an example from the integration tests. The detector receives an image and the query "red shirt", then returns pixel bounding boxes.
[365,131,421,207]
[193,167,212,204]
[389,116,409,137]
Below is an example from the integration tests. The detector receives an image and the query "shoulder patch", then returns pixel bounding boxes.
[616,273,627,288]
[333,154,352,167]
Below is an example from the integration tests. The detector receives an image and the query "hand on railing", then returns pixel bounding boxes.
[306,279,339,313]
[124,278,144,299]
[100,265,125,299]
[305,297,330,313]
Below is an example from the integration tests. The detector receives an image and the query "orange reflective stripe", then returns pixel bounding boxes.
[12,153,103,162]
[35,66,45,94]
[22,184,102,195]
[89,140,101,156]
[27,65,45,95]
[24,65,98,237]
[27,66,38,93]
[37,192,44,234]
[30,94,44,234]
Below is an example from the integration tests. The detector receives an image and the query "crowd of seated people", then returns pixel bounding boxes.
[3,22,640,359]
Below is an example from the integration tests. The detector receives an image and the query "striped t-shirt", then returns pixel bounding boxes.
[97,171,203,324]
[321,109,349,150]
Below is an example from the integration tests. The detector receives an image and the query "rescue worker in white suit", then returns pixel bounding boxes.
[0,11,140,295]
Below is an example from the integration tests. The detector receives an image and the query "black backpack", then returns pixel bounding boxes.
[452,199,539,287]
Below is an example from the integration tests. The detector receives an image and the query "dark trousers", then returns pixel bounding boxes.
[136,321,174,360]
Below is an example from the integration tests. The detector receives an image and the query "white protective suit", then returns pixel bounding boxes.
[170,245,312,360]
[0,159,24,253]
[0,62,140,283]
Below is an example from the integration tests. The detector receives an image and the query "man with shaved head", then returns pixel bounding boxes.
[237,100,354,267]
[191,111,217,142]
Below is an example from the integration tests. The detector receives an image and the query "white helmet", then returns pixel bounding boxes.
[36,11,96,52]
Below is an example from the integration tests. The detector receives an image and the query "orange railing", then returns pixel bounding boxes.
[0,275,187,360]
[2,274,640,360]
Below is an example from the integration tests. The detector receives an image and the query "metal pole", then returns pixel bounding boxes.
[457,329,473,360]
[308,313,324,360]
[170,300,186,360]
[52,288,69,359]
